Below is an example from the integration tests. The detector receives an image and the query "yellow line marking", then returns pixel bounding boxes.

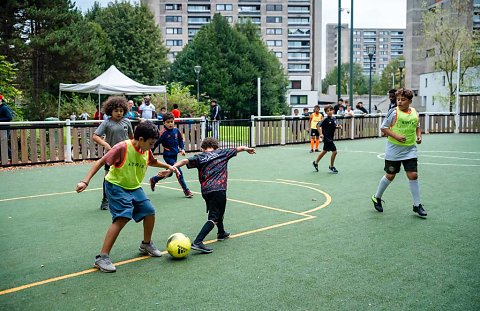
[0,178,331,296]
[0,188,102,203]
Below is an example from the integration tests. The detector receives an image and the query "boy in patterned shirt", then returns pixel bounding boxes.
[174,138,255,253]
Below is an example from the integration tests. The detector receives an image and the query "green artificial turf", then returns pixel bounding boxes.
[0,134,479,310]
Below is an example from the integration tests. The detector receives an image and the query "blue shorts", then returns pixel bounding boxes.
[104,181,155,223]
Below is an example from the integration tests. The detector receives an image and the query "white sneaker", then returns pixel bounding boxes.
[94,254,116,273]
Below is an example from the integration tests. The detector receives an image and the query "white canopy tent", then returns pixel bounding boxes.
[58,65,166,118]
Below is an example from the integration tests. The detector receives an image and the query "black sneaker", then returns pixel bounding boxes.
[329,166,338,174]
[371,195,384,212]
[100,198,109,210]
[149,177,156,192]
[312,161,319,172]
[413,204,427,217]
[191,242,213,254]
[217,231,230,241]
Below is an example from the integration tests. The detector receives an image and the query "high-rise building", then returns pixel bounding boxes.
[141,0,322,107]
[326,24,405,76]
[405,0,478,93]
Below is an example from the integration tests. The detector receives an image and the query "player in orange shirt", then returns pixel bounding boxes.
[309,105,324,153]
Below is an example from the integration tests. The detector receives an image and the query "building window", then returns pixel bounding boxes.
[188,5,210,13]
[442,75,446,86]
[166,16,182,22]
[266,4,283,11]
[288,40,310,48]
[266,28,282,35]
[288,64,309,70]
[188,17,211,24]
[288,17,310,25]
[267,16,282,23]
[239,5,260,12]
[166,28,182,35]
[188,28,200,36]
[216,4,233,11]
[288,28,310,36]
[289,80,302,89]
[288,52,309,60]
[273,51,283,58]
[290,95,308,105]
[288,6,310,13]
[166,40,183,46]
[425,78,428,87]
[166,4,181,10]
[267,40,282,47]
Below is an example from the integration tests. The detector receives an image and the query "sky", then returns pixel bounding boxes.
[74,0,407,77]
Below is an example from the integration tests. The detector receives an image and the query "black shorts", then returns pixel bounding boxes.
[323,141,337,152]
[310,129,319,137]
[104,164,111,172]
[202,190,227,222]
[384,158,418,174]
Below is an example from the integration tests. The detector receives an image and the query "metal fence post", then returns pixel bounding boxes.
[250,115,256,147]
[201,116,206,141]
[350,117,355,139]
[281,115,286,145]
[65,119,72,162]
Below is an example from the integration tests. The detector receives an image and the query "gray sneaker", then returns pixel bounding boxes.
[94,254,116,273]
[139,241,162,257]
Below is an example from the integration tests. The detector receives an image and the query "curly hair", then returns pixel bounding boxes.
[134,121,159,140]
[396,88,414,100]
[103,96,128,116]
[201,137,219,150]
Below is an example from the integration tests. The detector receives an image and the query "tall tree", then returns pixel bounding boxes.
[422,0,480,111]
[322,63,368,95]
[86,2,170,84]
[170,15,288,118]
[0,0,108,119]
[372,57,405,95]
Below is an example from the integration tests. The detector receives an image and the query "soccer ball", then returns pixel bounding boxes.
[166,233,191,259]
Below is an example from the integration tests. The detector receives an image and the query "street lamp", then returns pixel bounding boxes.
[194,65,201,102]
[398,59,405,88]
[366,45,376,114]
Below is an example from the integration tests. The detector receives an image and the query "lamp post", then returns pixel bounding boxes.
[194,65,201,102]
[398,59,405,89]
[366,45,376,114]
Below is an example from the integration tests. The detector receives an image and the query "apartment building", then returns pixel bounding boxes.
[326,24,405,76]
[141,0,322,107]
[404,0,479,93]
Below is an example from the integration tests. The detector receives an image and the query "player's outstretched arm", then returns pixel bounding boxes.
[151,160,179,177]
[236,146,256,154]
[174,158,189,168]
[76,158,106,193]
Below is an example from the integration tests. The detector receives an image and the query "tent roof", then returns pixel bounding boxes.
[59,65,166,94]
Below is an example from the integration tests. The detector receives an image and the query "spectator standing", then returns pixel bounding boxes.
[157,107,167,120]
[94,106,104,120]
[357,102,369,114]
[388,89,397,111]
[139,96,156,119]
[302,107,310,117]
[171,104,181,119]
[0,95,13,161]
[334,98,344,114]
[125,100,138,120]
[210,99,222,139]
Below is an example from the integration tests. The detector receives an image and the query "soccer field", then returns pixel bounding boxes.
[0,134,479,310]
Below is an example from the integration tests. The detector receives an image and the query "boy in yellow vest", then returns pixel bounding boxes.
[76,122,179,272]
[371,88,427,217]
[309,105,324,153]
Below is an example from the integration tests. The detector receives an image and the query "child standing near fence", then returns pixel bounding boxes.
[92,96,134,210]
[150,112,192,198]
[173,138,255,253]
[371,88,427,217]
[309,105,324,153]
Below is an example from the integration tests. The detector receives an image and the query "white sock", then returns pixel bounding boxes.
[374,176,391,198]
[409,179,421,206]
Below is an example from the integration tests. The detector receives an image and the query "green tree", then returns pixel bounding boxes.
[170,15,288,118]
[86,2,170,85]
[372,57,405,95]
[153,82,210,117]
[422,0,480,111]
[322,63,368,95]
[0,56,23,120]
[0,0,109,120]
